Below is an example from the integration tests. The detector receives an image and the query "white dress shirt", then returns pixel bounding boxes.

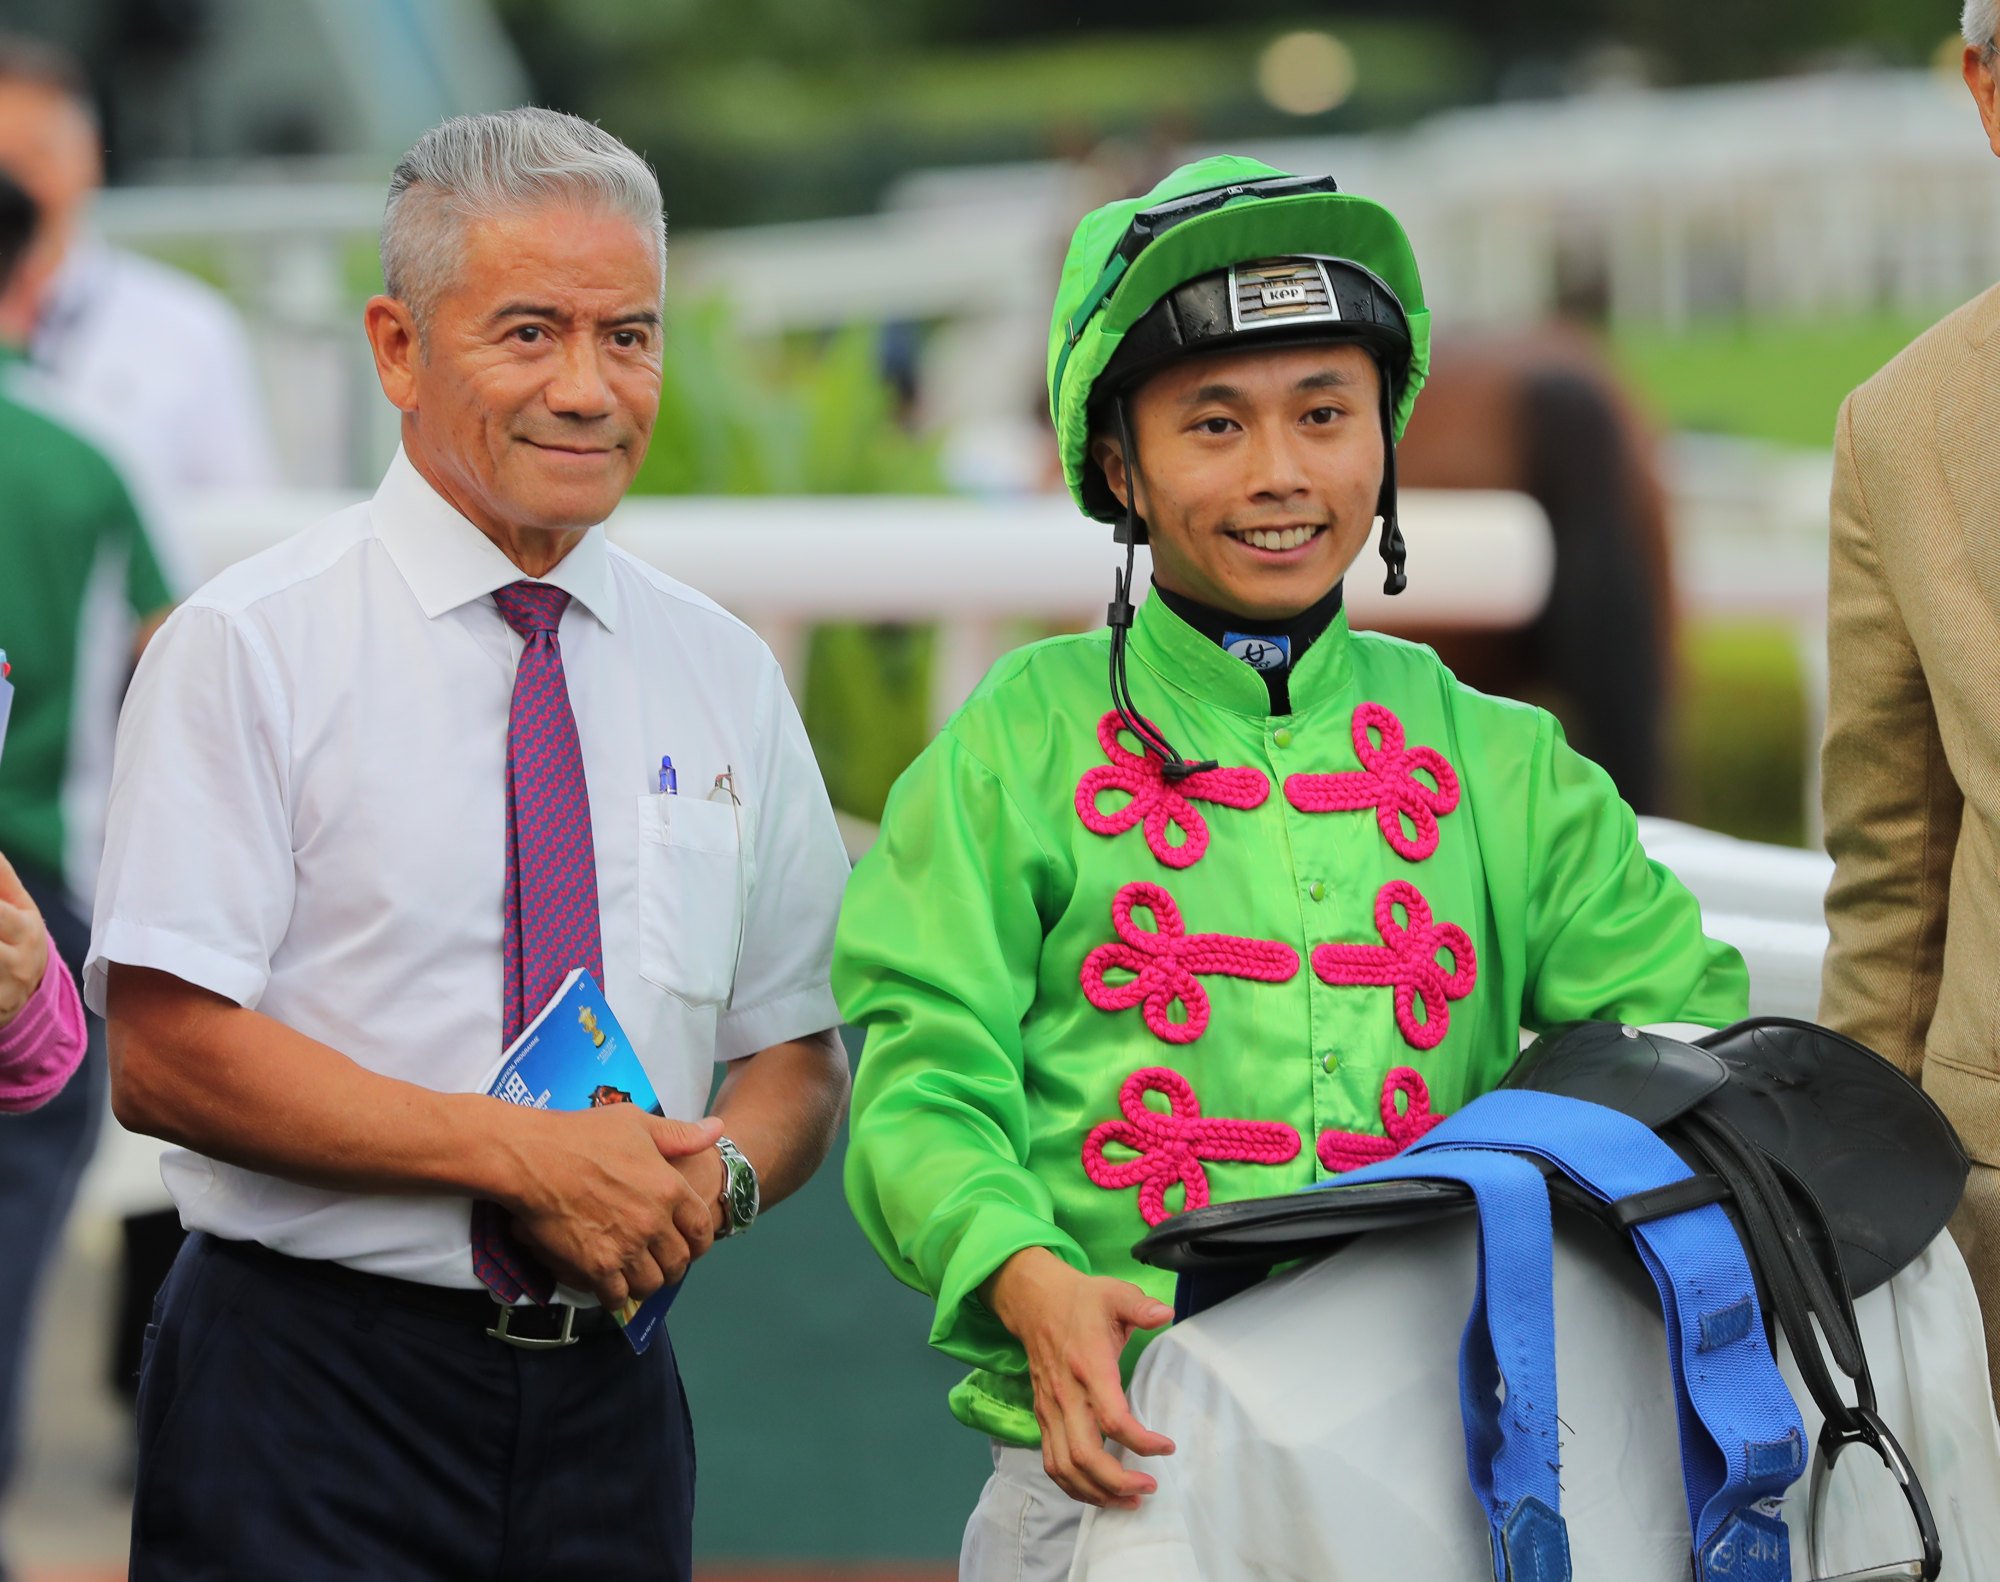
[85,449,849,1287]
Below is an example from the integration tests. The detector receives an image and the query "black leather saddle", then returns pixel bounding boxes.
[1134,1018,1969,1580]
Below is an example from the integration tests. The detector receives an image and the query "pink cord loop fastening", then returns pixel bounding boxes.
[1075,711,1270,869]
[1080,881,1300,1044]
[1083,1066,1303,1227]
[1284,702,1460,861]
[1317,1066,1448,1172]
[1311,880,1477,1051]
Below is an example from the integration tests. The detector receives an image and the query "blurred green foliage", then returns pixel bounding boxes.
[496,5,1474,223]
[1606,0,1947,85]
[631,298,945,821]
[1611,312,1950,448]
[590,23,1462,154]
[633,298,943,495]
[1672,621,1809,848]
[495,0,1955,226]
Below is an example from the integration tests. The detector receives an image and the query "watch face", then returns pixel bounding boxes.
[719,1140,758,1233]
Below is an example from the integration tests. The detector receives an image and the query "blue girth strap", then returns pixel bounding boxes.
[1319,1088,1807,1582]
[1319,1143,1570,1582]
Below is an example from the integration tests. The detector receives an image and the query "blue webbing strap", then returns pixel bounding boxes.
[1401,1091,1806,1582]
[1319,1144,1570,1582]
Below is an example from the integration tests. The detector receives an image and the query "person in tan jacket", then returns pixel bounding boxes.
[1821,0,2000,1393]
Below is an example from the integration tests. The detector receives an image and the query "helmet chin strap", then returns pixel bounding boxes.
[1106,396,1218,781]
[1376,371,1407,597]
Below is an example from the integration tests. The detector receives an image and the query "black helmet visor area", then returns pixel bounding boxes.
[1082,257,1414,526]
[1051,172,1346,419]
[1094,255,1413,414]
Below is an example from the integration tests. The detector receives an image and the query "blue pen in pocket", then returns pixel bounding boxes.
[656,754,677,795]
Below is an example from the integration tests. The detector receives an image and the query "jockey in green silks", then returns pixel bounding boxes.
[833,154,1748,1579]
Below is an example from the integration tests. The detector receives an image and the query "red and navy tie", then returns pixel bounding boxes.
[471,580,605,1304]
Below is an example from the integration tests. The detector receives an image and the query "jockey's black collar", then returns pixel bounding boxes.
[1150,578,1345,715]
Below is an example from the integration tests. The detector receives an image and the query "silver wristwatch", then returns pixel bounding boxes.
[714,1135,759,1238]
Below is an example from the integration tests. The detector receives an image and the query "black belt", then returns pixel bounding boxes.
[202,1233,623,1349]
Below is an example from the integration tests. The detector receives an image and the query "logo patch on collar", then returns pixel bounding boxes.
[1223,633,1291,672]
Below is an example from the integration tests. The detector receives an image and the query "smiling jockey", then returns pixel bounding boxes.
[832,154,1751,1582]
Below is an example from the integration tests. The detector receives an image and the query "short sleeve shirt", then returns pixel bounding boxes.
[85,449,849,1286]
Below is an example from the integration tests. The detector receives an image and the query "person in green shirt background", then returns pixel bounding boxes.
[0,164,173,1574]
[834,157,1749,1582]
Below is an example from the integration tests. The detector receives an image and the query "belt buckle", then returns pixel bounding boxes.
[485,1298,580,1351]
[1806,1408,1940,1581]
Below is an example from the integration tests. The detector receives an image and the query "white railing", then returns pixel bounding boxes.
[170,486,1556,728]
[1634,817,1831,1021]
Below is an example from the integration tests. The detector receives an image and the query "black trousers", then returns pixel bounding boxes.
[131,1235,696,1581]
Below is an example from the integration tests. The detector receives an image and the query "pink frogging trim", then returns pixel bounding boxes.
[1311,880,1477,1052]
[1284,702,1460,861]
[1083,1066,1303,1226]
[1080,881,1300,1044]
[1075,711,1270,869]
[1316,1067,1448,1172]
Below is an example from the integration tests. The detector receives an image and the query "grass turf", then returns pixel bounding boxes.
[1610,311,1951,450]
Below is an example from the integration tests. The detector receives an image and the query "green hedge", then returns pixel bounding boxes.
[1671,620,1809,848]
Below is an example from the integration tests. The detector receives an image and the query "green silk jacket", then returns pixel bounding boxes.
[834,593,1749,1445]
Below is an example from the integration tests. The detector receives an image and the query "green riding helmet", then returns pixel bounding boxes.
[1046,155,1433,781]
[1046,154,1431,593]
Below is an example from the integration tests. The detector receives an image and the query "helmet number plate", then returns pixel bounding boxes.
[1229,257,1342,332]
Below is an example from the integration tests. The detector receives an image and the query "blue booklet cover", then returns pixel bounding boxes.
[483,967,678,1354]
[0,652,15,766]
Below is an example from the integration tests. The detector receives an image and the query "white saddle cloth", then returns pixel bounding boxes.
[1073,1212,2000,1581]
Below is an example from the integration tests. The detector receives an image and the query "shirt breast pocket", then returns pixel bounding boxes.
[637,792,747,1010]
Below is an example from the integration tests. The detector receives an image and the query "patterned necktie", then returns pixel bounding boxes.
[471,580,605,1304]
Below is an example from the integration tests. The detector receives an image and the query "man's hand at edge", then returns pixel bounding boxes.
[0,852,49,1031]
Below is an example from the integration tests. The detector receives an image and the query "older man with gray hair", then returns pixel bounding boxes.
[1819,1,2000,1405]
[87,108,852,1578]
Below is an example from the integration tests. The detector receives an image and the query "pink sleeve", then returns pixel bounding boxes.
[0,930,88,1113]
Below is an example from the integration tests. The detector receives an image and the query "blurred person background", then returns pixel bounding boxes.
[0,1,1979,1579]
[0,34,282,1476]
[0,33,277,508]
[0,155,174,1582]
[0,179,92,1132]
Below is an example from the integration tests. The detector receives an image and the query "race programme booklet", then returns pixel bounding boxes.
[482,968,679,1354]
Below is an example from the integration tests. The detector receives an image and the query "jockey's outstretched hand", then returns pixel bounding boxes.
[984,1246,1175,1509]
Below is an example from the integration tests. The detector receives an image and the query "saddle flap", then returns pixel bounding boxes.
[1692,1018,1968,1298]
[1502,1021,1728,1126]
[1133,1177,1475,1273]
[1137,1018,1968,1301]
